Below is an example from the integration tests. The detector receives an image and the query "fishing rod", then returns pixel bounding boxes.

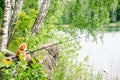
[27,36,82,54]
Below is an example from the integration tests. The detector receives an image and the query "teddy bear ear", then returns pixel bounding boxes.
[19,43,27,48]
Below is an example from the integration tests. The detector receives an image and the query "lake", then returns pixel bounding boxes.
[78,32,120,79]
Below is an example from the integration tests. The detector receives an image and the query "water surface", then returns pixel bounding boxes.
[79,32,120,79]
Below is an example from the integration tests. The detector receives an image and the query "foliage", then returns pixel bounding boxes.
[46,0,120,36]
[50,30,106,80]
[5,0,120,51]
[116,0,120,21]
[0,53,12,68]
[54,53,105,80]
[1,0,120,80]
[0,57,47,80]
[23,0,38,15]
[0,0,4,27]
[8,10,38,51]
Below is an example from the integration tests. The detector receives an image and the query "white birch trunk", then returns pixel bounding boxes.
[8,0,23,41]
[38,0,43,9]
[31,0,50,36]
[1,0,11,51]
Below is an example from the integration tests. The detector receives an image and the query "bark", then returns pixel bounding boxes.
[0,0,23,50]
[43,44,59,80]
[8,0,23,41]
[31,0,50,36]
[38,0,43,9]
[0,0,11,51]
[3,49,15,56]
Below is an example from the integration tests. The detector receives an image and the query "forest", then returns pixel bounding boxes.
[0,0,120,80]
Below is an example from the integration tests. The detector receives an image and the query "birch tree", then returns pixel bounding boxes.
[1,0,11,51]
[8,0,23,41]
[0,0,23,56]
[31,0,50,36]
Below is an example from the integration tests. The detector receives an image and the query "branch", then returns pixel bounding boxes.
[27,36,81,54]
[3,49,15,56]
[27,43,58,54]
[0,49,15,57]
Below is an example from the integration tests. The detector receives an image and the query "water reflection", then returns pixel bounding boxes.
[79,32,120,79]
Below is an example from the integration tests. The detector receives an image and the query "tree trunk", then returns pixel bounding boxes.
[31,0,50,36]
[38,0,43,9]
[8,0,23,41]
[0,0,11,51]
